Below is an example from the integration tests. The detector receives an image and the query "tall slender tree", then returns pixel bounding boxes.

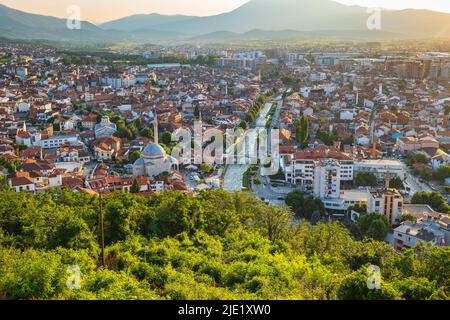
[297,115,309,147]
[131,179,140,194]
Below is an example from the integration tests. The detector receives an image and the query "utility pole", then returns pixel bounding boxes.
[99,191,105,267]
[79,187,106,268]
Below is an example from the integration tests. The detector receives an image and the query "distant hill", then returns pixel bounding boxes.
[0,4,187,43]
[1,0,450,43]
[0,4,116,42]
[152,0,450,38]
[100,13,194,32]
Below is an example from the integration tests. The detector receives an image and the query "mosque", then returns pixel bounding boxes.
[132,113,179,177]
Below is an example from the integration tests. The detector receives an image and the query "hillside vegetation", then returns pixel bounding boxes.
[0,188,448,300]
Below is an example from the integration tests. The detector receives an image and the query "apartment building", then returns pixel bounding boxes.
[354,159,405,180]
[37,135,80,149]
[214,58,257,70]
[283,146,353,199]
[368,188,404,226]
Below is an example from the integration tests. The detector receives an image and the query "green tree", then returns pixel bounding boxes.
[400,214,416,223]
[355,173,378,187]
[128,151,141,164]
[0,248,67,300]
[405,153,429,167]
[250,205,294,243]
[434,165,450,181]
[390,176,404,190]
[337,267,401,300]
[239,121,248,130]
[295,119,301,144]
[298,115,309,147]
[411,191,450,213]
[161,131,173,146]
[395,277,446,300]
[355,213,389,241]
[200,163,213,173]
[140,127,153,139]
[131,179,140,194]
[316,130,338,146]
[0,187,448,300]
[349,203,367,215]
[285,190,326,221]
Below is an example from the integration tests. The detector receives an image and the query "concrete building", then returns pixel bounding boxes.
[37,135,79,149]
[396,136,440,153]
[394,221,446,251]
[100,73,136,88]
[283,146,353,199]
[354,159,405,180]
[368,187,404,227]
[93,136,121,161]
[214,58,257,70]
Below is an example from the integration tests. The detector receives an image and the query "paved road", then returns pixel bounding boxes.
[256,102,274,128]
[271,99,283,129]
[223,164,249,192]
[223,101,274,192]
[249,94,295,202]
[402,162,432,200]
[252,169,293,203]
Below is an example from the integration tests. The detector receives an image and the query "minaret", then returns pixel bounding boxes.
[153,108,158,145]
[379,83,383,96]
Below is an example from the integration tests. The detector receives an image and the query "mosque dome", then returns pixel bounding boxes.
[141,143,166,159]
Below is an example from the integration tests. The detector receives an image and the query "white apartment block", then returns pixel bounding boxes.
[288,53,305,62]
[35,135,80,149]
[214,58,257,70]
[283,146,354,199]
[100,74,136,88]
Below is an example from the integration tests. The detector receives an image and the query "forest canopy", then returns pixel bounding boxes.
[0,187,448,300]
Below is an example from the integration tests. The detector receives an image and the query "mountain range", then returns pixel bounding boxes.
[1,0,450,43]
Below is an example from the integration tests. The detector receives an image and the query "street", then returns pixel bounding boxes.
[223,164,249,192]
[402,162,432,200]
[223,99,275,192]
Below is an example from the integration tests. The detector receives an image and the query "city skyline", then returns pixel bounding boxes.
[1,0,450,23]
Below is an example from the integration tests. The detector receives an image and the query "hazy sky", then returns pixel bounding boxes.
[1,0,450,23]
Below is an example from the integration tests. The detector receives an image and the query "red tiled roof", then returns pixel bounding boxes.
[293,145,352,161]
[10,176,33,187]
